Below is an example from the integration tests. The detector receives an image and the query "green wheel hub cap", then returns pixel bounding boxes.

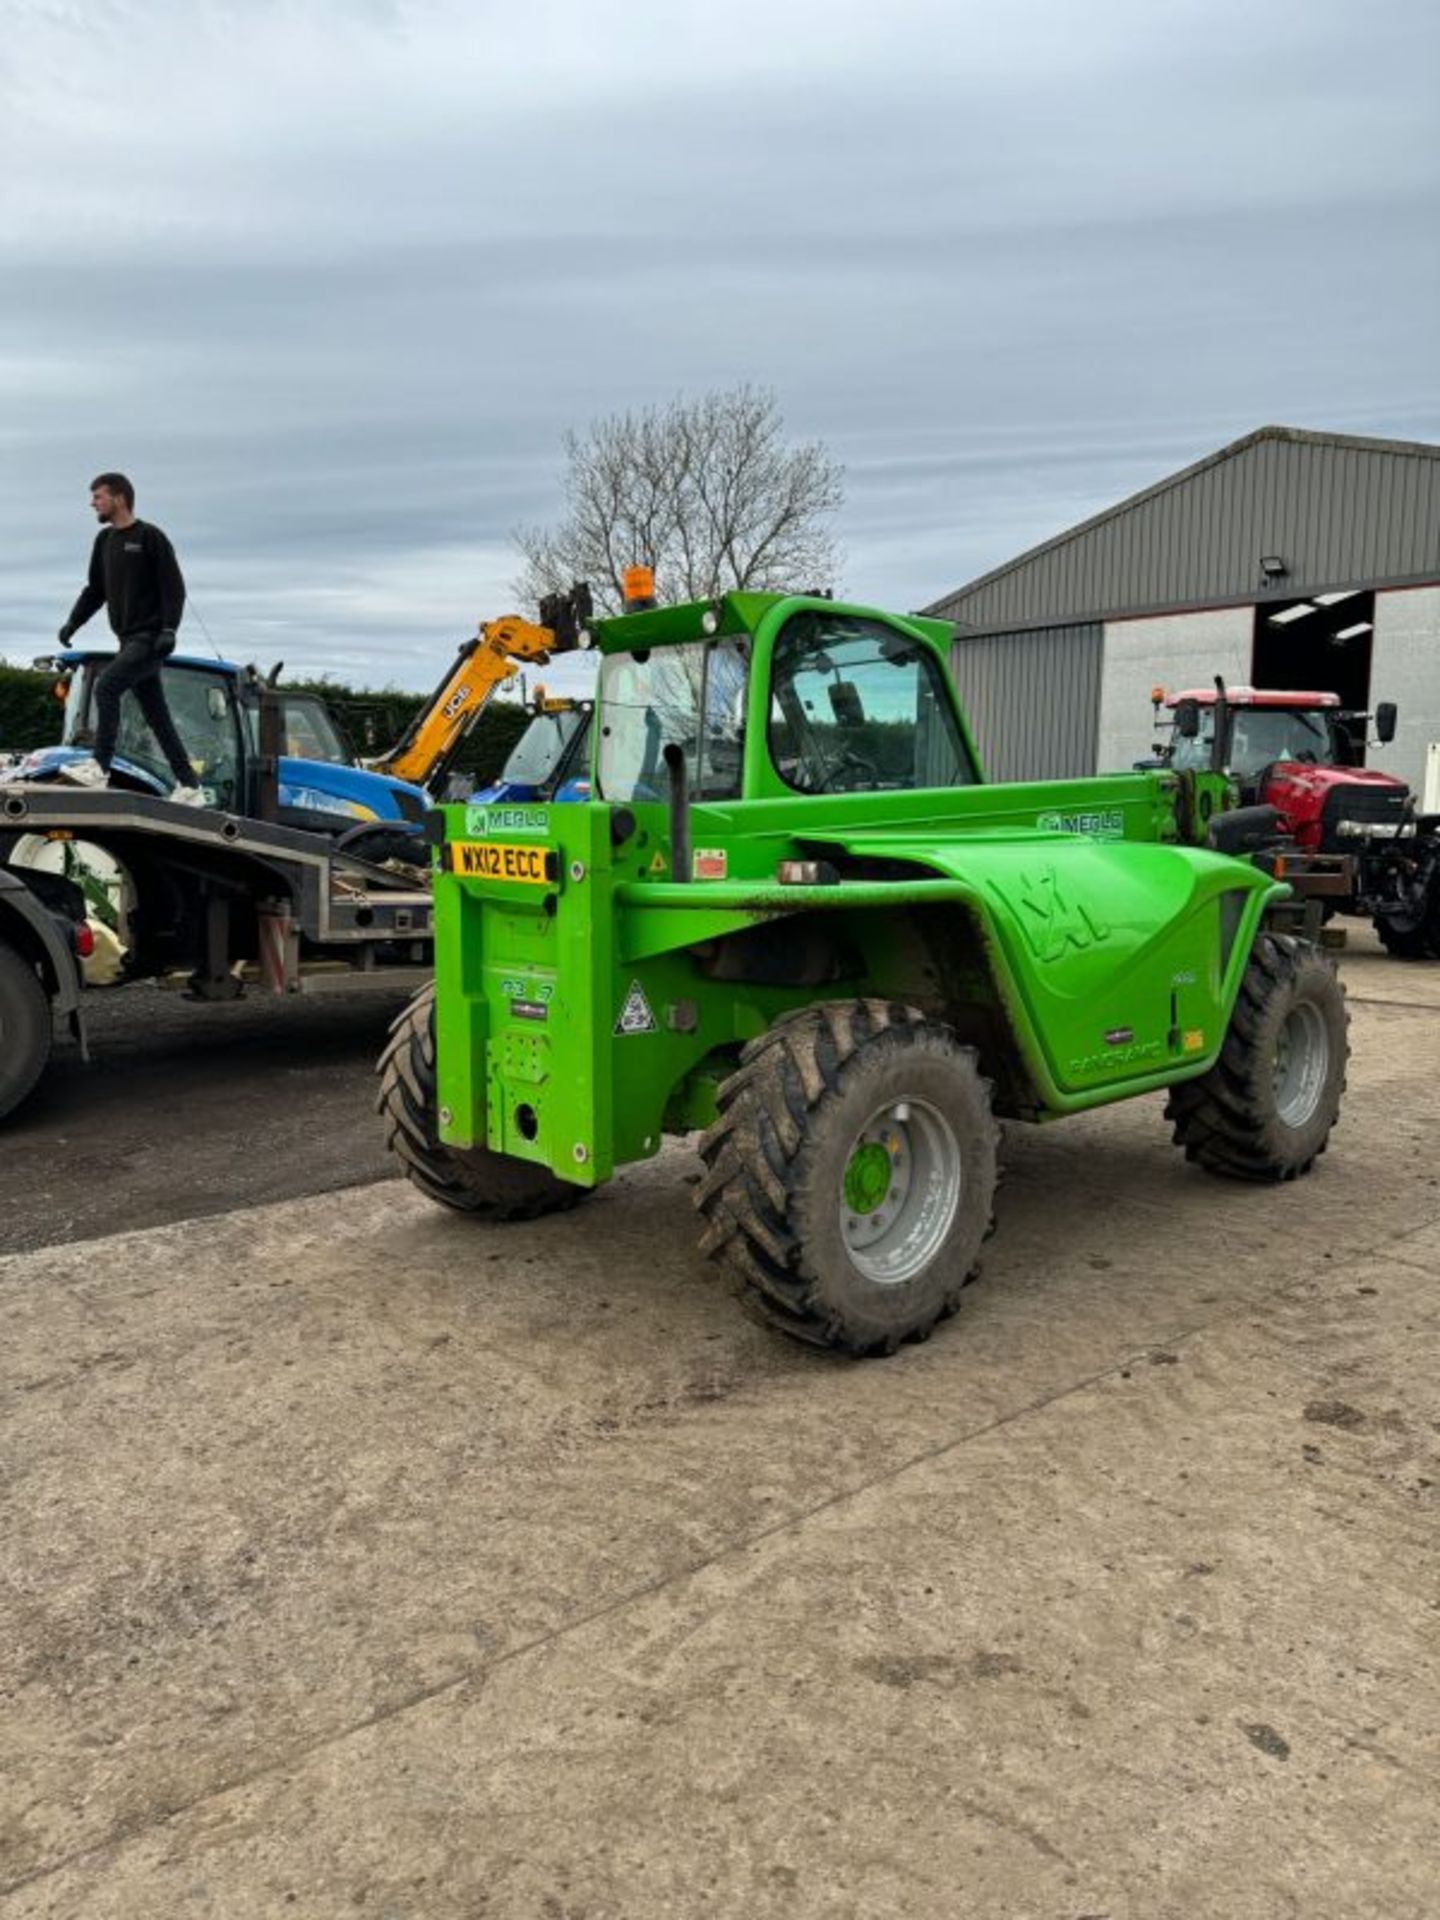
[844,1140,893,1215]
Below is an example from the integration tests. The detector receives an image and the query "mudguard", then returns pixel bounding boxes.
[800,828,1284,1104]
[0,868,83,1018]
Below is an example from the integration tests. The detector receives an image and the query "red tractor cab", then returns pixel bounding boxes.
[1162,686,1403,853]
[1158,684,1439,958]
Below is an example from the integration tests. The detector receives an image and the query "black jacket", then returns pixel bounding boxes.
[66,521,186,641]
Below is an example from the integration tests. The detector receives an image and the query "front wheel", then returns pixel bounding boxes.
[1373,914,1433,959]
[1166,934,1347,1181]
[1373,873,1440,959]
[0,938,53,1124]
[376,981,587,1221]
[695,1000,1000,1356]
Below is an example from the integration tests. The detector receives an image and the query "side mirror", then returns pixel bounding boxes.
[207,688,229,723]
[1173,698,1201,739]
[1375,701,1397,744]
[828,682,865,727]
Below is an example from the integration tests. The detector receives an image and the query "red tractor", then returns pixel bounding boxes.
[1158,683,1440,958]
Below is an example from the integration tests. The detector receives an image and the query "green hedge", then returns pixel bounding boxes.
[446,702,530,783]
[0,664,530,785]
[0,665,65,751]
[283,680,529,784]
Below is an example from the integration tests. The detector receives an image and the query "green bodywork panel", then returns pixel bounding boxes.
[431,594,1278,1187]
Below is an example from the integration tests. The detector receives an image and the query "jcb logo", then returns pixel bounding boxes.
[1006,866,1108,964]
[442,683,472,719]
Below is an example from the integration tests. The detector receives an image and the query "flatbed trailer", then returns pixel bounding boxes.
[0,784,433,1122]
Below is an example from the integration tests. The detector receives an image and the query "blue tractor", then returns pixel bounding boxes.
[12,649,430,843]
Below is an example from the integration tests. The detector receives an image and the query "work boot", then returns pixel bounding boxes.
[168,784,208,808]
[57,757,110,788]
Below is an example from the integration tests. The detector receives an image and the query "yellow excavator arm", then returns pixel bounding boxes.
[371,587,592,791]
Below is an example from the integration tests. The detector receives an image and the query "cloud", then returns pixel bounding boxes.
[2,0,1437,692]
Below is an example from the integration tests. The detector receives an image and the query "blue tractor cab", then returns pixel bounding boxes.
[15,651,429,838]
[468,700,594,806]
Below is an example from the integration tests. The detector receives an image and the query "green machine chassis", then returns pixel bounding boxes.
[382,592,1348,1355]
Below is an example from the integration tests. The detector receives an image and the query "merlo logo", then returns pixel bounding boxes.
[1006,866,1109,963]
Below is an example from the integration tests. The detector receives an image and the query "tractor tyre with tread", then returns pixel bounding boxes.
[0,938,52,1124]
[695,999,1000,1357]
[1372,880,1440,960]
[1166,933,1347,1181]
[377,981,587,1221]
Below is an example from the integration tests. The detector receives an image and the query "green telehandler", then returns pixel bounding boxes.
[378,591,1348,1355]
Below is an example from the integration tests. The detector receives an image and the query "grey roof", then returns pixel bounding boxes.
[928,425,1440,635]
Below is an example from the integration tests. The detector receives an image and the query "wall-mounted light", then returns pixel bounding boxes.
[1259,555,1288,579]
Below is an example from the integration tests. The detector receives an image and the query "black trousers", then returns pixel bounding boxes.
[93,634,198,788]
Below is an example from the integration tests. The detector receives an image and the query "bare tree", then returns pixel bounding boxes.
[514,386,843,614]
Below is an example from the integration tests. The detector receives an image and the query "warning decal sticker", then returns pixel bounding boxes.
[614,980,658,1036]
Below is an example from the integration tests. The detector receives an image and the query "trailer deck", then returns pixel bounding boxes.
[0,782,436,1121]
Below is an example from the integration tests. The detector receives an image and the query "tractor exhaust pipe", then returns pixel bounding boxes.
[255,680,284,823]
[1211,674,1230,777]
[663,742,690,883]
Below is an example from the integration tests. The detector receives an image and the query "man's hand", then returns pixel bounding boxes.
[57,623,75,645]
[156,629,178,656]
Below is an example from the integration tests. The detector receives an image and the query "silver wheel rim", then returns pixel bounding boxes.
[1273,1000,1329,1128]
[840,1097,962,1287]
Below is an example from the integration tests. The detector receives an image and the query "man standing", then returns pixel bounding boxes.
[56,473,205,804]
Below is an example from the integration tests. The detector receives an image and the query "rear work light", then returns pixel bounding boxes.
[74,923,95,959]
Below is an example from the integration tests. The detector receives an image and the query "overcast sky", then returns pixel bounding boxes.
[3,0,1437,698]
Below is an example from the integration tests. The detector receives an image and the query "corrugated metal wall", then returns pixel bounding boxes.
[932,430,1440,633]
[950,623,1102,781]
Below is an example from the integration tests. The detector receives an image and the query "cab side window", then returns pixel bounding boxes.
[768,614,975,793]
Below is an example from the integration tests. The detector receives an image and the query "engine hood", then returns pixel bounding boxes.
[276,757,427,823]
[1264,762,1408,803]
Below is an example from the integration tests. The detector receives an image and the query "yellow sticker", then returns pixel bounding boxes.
[1182,1029,1206,1053]
[649,850,667,874]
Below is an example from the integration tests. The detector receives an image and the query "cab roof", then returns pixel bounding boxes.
[588,592,955,656]
[1166,686,1341,710]
[52,647,241,676]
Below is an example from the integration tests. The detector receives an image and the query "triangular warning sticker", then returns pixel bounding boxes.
[614,980,658,1036]
[648,850,667,874]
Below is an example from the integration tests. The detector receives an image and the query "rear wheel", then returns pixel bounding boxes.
[376,981,587,1220]
[695,1000,999,1356]
[1166,934,1347,1181]
[0,938,53,1124]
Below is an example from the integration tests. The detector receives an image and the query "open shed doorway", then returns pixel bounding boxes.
[1252,589,1375,761]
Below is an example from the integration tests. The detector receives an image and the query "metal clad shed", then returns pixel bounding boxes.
[948,623,1102,781]
[929,425,1440,788]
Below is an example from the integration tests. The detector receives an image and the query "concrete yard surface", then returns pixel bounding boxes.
[2,939,1438,1918]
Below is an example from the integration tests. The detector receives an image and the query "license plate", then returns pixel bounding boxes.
[451,840,554,885]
